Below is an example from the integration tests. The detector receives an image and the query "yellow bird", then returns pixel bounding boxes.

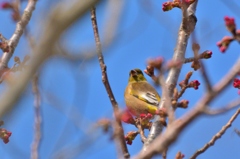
[124,68,160,116]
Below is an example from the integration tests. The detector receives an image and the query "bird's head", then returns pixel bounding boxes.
[128,68,147,83]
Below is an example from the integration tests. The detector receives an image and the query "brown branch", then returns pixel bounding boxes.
[184,50,212,64]
[31,74,42,159]
[136,119,147,143]
[190,37,212,91]
[90,7,130,158]
[177,85,190,99]
[174,71,193,101]
[0,0,37,70]
[190,108,240,159]
[134,58,240,159]
[0,0,100,118]
[203,98,240,115]
[143,0,198,150]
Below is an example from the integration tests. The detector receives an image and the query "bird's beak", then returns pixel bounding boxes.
[130,70,137,77]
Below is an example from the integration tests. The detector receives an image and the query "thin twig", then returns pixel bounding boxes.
[31,74,42,159]
[143,0,198,150]
[23,18,42,159]
[199,61,212,92]
[203,98,240,115]
[90,7,130,158]
[136,119,147,143]
[191,33,212,92]
[190,108,240,159]
[177,85,190,99]
[184,50,212,64]
[174,71,193,101]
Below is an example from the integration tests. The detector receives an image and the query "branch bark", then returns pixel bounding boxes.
[90,7,130,159]
[143,0,198,150]
[190,108,240,159]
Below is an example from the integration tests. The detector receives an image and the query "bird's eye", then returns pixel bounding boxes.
[136,69,143,75]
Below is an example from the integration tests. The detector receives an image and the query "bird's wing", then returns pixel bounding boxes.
[130,82,160,106]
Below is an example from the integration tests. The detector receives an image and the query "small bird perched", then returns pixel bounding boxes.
[124,68,160,116]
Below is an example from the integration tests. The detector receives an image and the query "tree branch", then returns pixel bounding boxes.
[136,121,147,143]
[90,7,130,159]
[0,0,37,70]
[190,108,240,159]
[143,0,198,150]
[203,98,240,115]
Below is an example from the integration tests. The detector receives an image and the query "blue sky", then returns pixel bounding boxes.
[0,0,239,159]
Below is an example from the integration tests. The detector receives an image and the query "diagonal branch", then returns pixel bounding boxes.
[143,0,198,150]
[0,0,37,70]
[190,108,240,159]
[203,98,240,115]
[90,7,130,159]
